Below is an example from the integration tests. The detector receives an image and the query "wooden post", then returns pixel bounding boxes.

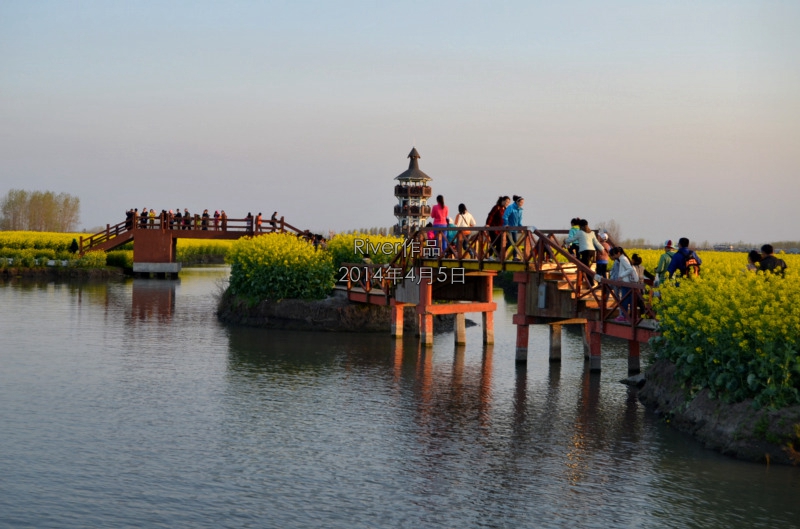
[549,323,562,362]
[420,314,434,347]
[515,324,529,363]
[454,313,466,345]
[418,269,434,347]
[515,273,528,362]
[628,340,641,374]
[390,300,404,338]
[483,273,494,344]
[583,322,591,360]
[482,311,494,345]
[589,325,602,372]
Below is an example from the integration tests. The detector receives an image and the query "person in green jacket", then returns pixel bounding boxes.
[654,240,676,285]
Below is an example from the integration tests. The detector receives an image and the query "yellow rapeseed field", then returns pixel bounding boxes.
[644,249,800,408]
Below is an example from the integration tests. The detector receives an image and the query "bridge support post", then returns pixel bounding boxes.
[482,311,494,344]
[454,313,466,345]
[583,323,591,360]
[420,315,434,347]
[589,325,602,372]
[390,300,404,338]
[418,273,434,348]
[628,340,641,374]
[549,323,562,362]
[514,272,529,362]
[515,324,529,363]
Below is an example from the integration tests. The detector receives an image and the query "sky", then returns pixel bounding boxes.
[1,1,798,245]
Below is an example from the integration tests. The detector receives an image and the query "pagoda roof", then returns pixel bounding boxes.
[394,147,432,182]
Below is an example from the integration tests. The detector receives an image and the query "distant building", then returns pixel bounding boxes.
[393,147,432,236]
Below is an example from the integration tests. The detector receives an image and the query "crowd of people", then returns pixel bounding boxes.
[124,209,286,234]
[420,199,789,323]
[423,194,526,259]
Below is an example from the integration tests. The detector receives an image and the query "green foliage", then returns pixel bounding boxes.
[176,240,231,263]
[227,233,334,301]
[327,232,403,268]
[73,251,107,268]
[106,250,133,268]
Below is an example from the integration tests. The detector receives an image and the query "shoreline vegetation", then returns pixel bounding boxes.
[3,230,800,464]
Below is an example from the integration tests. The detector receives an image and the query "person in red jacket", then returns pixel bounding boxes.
[485,196,509,259]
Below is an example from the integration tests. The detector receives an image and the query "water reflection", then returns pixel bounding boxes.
[2,273,799,529]
[131,278,176,323]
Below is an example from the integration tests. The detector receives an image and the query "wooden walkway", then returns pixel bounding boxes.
[340,226,659,373]
[80,212,308,277]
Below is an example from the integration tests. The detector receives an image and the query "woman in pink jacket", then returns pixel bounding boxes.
[430,195,449,253]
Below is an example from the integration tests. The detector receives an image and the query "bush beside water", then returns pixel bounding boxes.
[226,233,334,301]
[326,232,403,268]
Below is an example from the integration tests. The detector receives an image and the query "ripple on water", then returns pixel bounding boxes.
[0,275,798,528]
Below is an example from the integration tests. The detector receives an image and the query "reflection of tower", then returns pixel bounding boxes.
[394,147,433,236]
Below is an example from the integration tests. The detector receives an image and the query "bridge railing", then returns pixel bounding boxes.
[128,212,296,234]
[531,229,656,324]
[387,226,553,270]
[79,220,131,254]
[338,262,394,298]
[377,226,656,324]
[80,212,306,254]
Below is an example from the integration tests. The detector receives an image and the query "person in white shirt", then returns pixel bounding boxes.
[609,247,638,322]
[454,203,477,258]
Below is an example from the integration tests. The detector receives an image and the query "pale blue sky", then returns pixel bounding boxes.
[2,1,798,244]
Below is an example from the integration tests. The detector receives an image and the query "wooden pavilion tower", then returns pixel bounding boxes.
[394,147,433,236]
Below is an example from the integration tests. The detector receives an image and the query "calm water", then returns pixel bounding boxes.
[1,267,798,529]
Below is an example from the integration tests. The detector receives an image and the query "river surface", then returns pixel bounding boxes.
[1,267,798,529]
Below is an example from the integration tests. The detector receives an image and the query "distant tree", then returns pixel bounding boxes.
[0,189,81,232]
[595,218,621,244]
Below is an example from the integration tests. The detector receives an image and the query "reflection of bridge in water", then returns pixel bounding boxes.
[340,226,659,374]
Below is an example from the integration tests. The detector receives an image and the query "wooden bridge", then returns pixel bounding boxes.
[83,215,658,373]
[339,226,659,374]
[80,211,306,277]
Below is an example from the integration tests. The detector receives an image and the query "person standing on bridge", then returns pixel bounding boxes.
[503,195,524,261]
[213,210,220,231]
[221,210,227,231]
[202,209,210,230]
[454,203,477,258]
[431,195,449,253]
[270,212,278,231]
[183,208,191,230]
[609,246,639,323]
[595,232,611,279]
[485,196,509,259]
[565,219,604,285]
[246,212,253,235]
[256,212,263,233]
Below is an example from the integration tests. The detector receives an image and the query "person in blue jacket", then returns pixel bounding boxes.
[502,195,524,260]
[668,237,702,278]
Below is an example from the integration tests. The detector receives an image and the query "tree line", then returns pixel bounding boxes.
[0,189,81,232]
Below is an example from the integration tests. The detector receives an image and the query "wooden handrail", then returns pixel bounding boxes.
[80,212,309,254]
